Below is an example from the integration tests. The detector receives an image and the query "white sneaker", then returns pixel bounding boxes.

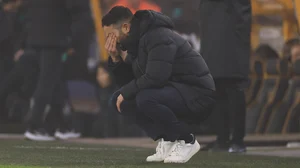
[164,140,200,163]
[146,139,177,162]
[24,129,56,141]
[287,142,300,148]
[54,130,81,140]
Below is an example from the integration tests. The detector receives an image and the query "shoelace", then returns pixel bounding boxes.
[170,141,184,156]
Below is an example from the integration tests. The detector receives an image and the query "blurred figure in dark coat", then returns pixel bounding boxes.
[22,0,93,141]
[0,0,24,118]
[0,0,22,80]
[199,0,251,153]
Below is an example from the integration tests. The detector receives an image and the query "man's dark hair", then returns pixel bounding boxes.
[102,6,133,27]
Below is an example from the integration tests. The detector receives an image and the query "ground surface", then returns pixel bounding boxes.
[0,139,300,168]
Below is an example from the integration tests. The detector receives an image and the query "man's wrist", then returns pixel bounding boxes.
[111,56,121,63]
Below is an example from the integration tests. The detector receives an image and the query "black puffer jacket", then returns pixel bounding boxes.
[24,0,93,49]
[109,10,216,119]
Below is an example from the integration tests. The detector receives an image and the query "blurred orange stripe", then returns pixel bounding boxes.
[90,0,108,62]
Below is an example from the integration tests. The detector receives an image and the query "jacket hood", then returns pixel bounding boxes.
[132,10,174,36]
[120,10,174,59]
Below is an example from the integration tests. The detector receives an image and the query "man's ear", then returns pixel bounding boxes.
[121,23,130,33]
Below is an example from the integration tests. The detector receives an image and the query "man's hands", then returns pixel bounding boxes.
[105,33,127,62]
[116,94,124,113]
[67,48,75,56]
[14,49,24,62]
[105,33,120,62]
[105,34,127,112]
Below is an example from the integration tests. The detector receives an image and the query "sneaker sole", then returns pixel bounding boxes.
[24,132,56,141]
[287,142,300,148]
[55,132,81,140]
[228,148,247,153]
[146,158,164,162]
[146,141,178,163]
[164,141,201,163]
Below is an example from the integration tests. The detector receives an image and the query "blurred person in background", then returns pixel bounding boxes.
[103,6,216,163]
[283,38,300,148]
[199,0,251,153]
[92,63,120,137]
[0,0,86,140]
[289,40,300,63]
[110,0,161,13]
[282,38,300,62]
[0,47,80,140]
[45,81,81,140]
[0,0,36,120]
[22,0,92,141]
[254,44,279,60]
[93,62,145,138]
[0,0,22,81]
[0,0,24,118]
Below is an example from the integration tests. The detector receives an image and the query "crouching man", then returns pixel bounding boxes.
[102,6,216,163]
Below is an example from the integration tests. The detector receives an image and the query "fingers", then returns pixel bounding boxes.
[105,33,117,53]
[108,35,117,52]
[105,33,112,51]
[116,94,123,112]
[107,34,113,52]
[116,100,121,112]
[111,36,117,52]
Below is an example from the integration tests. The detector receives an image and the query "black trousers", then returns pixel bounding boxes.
[0,48,65,129]
[26,48,65,130]
[213,78,247,145]
[43,81,69,132]
[0,48,71,131]
[0,50,38,99]
[0,50,38,119]
[0,48,14,82]
[111,86,194,141]
[0,48,14,117]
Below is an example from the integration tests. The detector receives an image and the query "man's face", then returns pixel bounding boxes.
[103,23,131,43]
[291,45,300,63]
